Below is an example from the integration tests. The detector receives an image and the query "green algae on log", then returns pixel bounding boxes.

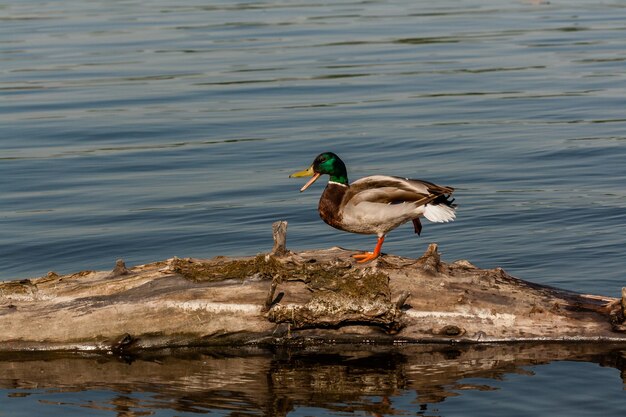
[1,221,625,352]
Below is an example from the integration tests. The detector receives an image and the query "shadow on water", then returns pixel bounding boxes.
[1,343,625,416]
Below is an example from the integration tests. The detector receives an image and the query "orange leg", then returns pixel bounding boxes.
[352,236,385,263]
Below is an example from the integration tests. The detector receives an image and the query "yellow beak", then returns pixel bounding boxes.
[289,165,322,192]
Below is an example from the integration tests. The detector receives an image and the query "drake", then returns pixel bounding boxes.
[290,152,456,262]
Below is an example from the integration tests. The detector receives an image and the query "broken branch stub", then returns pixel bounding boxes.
[415,243,441,275]
[271,221,288,256]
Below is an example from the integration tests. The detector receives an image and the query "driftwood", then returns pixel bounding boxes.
[1,221,625,353]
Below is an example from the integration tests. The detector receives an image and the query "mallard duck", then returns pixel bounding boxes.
[290,152,456,262]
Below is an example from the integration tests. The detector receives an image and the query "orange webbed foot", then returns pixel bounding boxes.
[352,236,385,263]
[352,252,380,263]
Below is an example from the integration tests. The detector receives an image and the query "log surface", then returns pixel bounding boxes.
[1,223,625,352]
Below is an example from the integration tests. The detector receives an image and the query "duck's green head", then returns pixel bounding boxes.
[289,152,349,192]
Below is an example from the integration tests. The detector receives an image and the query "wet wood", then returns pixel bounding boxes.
[1,221,625,352]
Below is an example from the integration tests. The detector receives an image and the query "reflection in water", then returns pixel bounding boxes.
[1,344,624,417]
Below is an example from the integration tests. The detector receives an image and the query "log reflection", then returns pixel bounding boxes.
[0,344,624,417]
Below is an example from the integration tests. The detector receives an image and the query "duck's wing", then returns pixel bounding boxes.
[345,175,453,207]
[344,175,456,228]
[335,175,455,235]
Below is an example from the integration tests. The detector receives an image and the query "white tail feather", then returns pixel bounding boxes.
[423,203,456,223]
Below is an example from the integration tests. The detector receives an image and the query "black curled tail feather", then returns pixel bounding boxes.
[432,193,456,208]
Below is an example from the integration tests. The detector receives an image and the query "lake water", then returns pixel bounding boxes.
[1,0,625,415]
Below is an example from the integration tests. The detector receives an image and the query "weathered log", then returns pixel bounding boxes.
[1,221,625,352]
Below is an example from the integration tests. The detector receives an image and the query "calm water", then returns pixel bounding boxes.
[1,0,626,415]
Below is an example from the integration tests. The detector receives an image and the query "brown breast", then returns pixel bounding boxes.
[318,183,347,230]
